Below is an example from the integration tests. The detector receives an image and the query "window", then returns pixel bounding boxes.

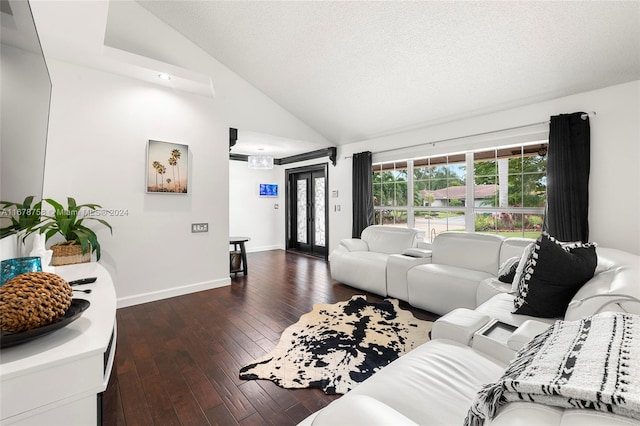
[412,154,467,240]
[473,145,547,239]
[373,161,408,227]
[373,143,547,241]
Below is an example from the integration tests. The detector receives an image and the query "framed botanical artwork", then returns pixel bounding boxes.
[146,140,188,194]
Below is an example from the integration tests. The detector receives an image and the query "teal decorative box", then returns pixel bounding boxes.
[1,257,42,286]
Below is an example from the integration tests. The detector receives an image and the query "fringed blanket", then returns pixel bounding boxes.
[465,312,640,426]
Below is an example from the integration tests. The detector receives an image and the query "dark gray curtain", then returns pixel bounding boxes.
[352,151,374,237]
[543,112,590,242]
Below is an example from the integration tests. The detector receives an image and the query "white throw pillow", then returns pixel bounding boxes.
[498,256,520,283]
[511,243,535,293]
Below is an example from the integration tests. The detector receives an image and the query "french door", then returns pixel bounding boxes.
[286,164,328,258]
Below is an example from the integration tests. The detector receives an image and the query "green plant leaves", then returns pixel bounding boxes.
[22,197,112,261]
[0,196,43,238]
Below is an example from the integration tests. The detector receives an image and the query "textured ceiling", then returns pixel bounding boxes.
[135,0,640,147]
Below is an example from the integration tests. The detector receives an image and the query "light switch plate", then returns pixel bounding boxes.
[192,223,208,233]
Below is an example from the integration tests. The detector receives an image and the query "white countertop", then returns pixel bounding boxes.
[0,262,117,379]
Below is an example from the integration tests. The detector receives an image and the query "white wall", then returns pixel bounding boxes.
[27,1,330,307]
[42,60,228,307]
[229,161,285,252]
[331,81,640,255]
[102,1,331,146]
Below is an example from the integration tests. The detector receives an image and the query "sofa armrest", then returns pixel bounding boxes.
[565,293,640,321]
[432,308,491,345]
[401,248,432,258]
[340,238,370,252]
[387,254,433,300]
[417,241,433,250]
[507,320,551,351]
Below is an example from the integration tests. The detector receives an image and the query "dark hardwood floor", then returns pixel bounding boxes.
[103,250,438,426]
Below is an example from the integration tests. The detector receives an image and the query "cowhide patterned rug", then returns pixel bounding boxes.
[239,295,432,394]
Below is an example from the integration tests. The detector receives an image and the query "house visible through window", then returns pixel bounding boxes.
[373,142,548,242]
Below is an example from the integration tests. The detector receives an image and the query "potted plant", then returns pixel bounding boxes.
[25,197,113,266]
[0,196,43,238]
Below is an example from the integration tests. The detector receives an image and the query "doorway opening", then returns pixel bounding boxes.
[285,164,328,259]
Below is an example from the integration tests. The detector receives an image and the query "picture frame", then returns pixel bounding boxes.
[146,140,188,194]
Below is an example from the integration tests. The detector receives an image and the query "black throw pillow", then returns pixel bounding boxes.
[513,232,597,318]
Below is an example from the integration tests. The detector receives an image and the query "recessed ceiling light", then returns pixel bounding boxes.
[158,73,171,81]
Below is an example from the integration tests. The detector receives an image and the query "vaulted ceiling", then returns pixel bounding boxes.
[134,0,640,149]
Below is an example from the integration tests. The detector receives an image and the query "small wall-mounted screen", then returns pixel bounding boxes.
[259,184,278,197]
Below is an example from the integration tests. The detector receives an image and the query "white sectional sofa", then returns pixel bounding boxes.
[407,233,532,315]
[301,339,506,426]
[475,246,640,327]
[328,225,421,296]
[301,332,640,426]
[331,229,533,315]
[312,231,640,426]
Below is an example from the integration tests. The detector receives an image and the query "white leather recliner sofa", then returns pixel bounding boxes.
[406,233,532,315]
[300,331,640,426]
[329,225,421,296]
[331,230,533,315]
[304,241,640,426]
[476,246,640,327]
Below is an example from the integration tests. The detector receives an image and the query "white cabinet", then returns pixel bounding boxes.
[0,263,117,425]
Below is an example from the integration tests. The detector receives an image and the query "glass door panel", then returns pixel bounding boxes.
[314,177,325,247]
[297,179,308,244]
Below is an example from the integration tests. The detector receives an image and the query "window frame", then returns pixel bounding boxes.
[372,142,548,240]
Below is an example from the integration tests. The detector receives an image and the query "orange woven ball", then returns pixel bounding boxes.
[0,272,73,332]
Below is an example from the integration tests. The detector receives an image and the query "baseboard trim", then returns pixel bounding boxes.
[246,244,285,253]
[116,277,231,308]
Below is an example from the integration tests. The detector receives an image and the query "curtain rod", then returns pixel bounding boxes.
[344,111,596,159]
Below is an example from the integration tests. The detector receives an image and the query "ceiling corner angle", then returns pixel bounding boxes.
[102,45,215,99]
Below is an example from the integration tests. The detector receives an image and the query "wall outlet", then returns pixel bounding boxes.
[274,203,279,209]
[192,223,208,233]
[334,204,341,212]
[332,190,339,198]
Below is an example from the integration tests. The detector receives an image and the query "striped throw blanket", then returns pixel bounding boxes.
[465,312,640,426]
